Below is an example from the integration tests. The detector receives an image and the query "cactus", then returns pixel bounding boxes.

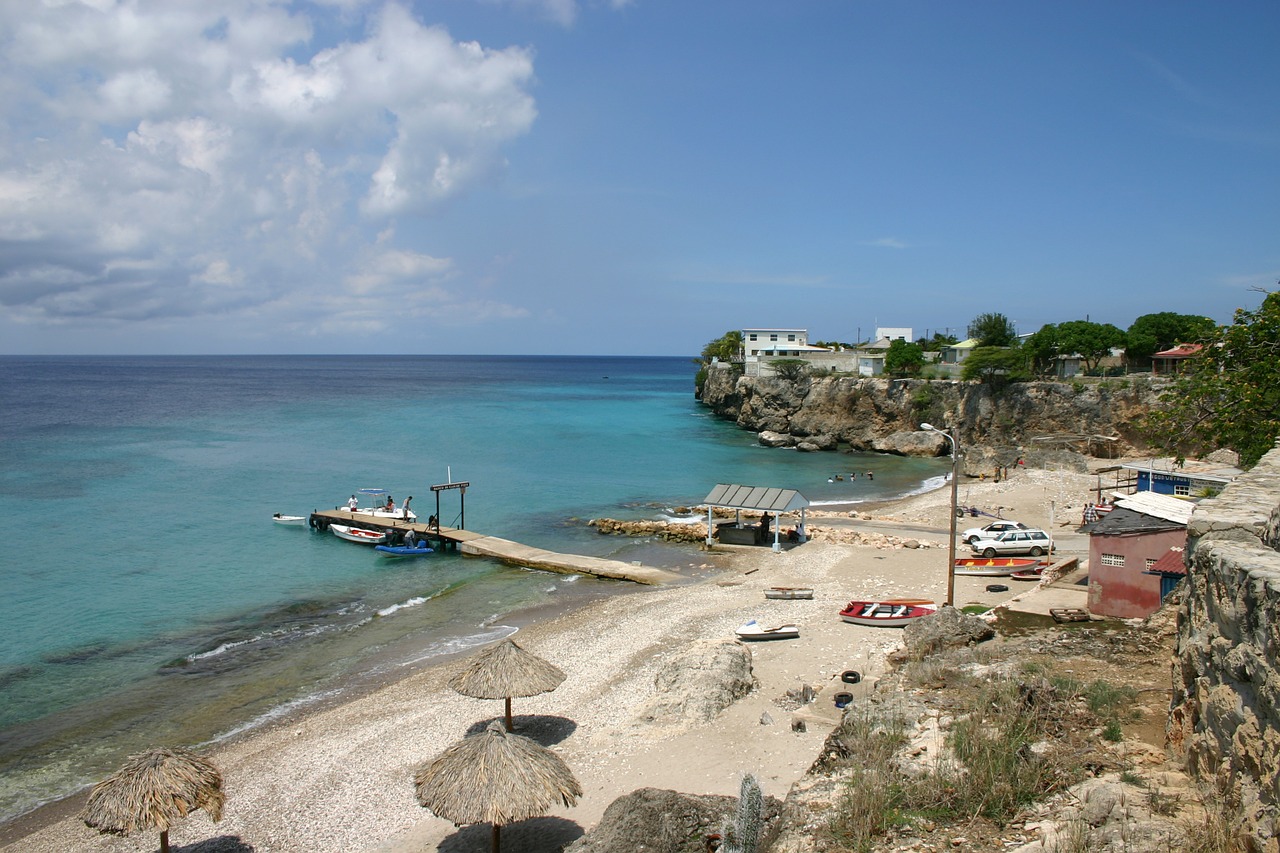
[719,773,764,853]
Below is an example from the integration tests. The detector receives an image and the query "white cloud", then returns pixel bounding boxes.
[863,237,909,249]
[0,1,539,337]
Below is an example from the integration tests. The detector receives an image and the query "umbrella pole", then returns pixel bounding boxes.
[160,828,170,853]
[492,823,501,853]
[504,697,513,731]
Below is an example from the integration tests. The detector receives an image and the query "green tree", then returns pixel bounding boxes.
[967,313,1019,348]
[1055,320,1127,374]
[961,346,1030,388]
[1125,312,1217,369]
[1142,291,1279,467]
[1021,324,1062,378]
[700,330,743,363]
[884,338,925,376]
[915,331,958,352]
[769,358,810,381]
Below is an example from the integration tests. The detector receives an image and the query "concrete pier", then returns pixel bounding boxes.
[307,509,682,585]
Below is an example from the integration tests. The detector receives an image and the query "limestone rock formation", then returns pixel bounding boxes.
[637,639,754,724]
[564,787,783,853]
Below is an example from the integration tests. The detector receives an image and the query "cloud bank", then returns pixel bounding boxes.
[0,1,537,341]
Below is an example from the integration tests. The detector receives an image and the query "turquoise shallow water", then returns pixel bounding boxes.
[0,355,947,822]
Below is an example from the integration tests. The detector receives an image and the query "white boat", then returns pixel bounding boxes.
[330,524,388,545]
[764,587,814,600]
[272,513,307,526]
[735,619,800,641]
[338,488,418,522]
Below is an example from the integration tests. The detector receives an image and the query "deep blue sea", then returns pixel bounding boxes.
[0,355,947,823]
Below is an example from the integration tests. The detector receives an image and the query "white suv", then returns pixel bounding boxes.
[961,520,1029,544]
[969,528,1054,558]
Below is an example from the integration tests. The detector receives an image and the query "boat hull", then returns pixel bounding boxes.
[764,587,814,600]
[374,543,434,557]
[331,524,387,544]
[272,514,306,526]
[735,620,800,641]
[953,557,1041,576]
[839,600,938,627]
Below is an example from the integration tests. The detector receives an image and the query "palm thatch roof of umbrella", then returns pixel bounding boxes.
[449,638,566,730]
[414,720,581,852]
[81,746,224,853]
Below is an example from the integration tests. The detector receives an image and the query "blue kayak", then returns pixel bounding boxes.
[374,542,434,557]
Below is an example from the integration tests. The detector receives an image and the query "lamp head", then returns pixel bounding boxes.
[921,422,936,431]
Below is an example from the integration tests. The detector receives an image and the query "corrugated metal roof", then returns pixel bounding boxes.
[703,484,810,512]
[1147,547,1188,577]
[1114,491,1196,525]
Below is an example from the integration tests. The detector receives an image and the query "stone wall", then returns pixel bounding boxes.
[1171,439,1280,849]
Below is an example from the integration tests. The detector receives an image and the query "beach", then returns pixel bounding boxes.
[3,467,1098,853]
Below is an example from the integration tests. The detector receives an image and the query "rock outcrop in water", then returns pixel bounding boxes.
[698,364,1162,470]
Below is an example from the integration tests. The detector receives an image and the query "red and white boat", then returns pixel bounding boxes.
[330,524,388,545]
[839,600,938,627]
[953,557,1042,576]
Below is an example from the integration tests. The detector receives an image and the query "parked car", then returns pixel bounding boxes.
[960,520,1029,544]
[969,528,1055,558]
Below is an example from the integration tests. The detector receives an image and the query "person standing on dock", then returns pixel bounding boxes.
[402,495,413,519]
[347,495,358,510]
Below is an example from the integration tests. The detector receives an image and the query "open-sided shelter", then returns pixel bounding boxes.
[703,484,810,552]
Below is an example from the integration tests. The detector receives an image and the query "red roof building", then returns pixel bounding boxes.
[1152,343,1203,375]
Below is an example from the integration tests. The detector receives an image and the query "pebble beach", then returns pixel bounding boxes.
[4,467,1100,853]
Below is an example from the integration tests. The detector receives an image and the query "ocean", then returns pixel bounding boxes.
[0,355,947,823]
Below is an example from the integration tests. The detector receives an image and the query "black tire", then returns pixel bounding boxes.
[966,536,978,545]
[1030,546,1044,557]
[834,691,854,708]
[986,584,1009,593]
[983,547,997,558]
[841,670,862,685]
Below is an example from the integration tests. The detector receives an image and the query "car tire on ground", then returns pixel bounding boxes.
[986,584,1009,593]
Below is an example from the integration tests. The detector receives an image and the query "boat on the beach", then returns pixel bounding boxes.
[953,557,1041,576]
[338,488,418,522]
[764,587,814,600]
[735,619,800,641]
[330,524,388,544]
[839,600,938,627]
[272,513,307,526]
[374,541,435,557]
[1010,566,1046,581]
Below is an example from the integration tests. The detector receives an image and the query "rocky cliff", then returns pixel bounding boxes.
[1171,439,1280,848]
[699,364,1160,472]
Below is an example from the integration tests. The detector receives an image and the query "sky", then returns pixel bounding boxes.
[1,1,1277,356]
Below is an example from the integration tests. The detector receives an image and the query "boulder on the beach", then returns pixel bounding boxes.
[872,430,951,457]
[638,639,753,724]
[564,787,782,853]
[758,430,794,448]
[888,605,996,663]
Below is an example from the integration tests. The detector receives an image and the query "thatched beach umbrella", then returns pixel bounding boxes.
[81,746,225,853]
[414,720,581,852]
[449,638,566,731]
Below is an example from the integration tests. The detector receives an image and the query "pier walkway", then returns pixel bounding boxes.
[308,509,682,585]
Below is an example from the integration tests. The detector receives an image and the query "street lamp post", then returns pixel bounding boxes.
[921,422,959,607]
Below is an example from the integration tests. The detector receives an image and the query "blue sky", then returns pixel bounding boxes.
[1,0,1276,355]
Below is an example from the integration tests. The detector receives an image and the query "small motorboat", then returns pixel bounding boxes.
[839,600,938,627]
[764,587,814,600]
[337,488,419,522]
[374,541,435,557]
[953,557,1041,576]
[734,619,800,641]
[272,513,307,526]
[331,524,388,545]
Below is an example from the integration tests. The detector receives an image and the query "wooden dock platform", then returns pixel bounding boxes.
[307,510,681,585]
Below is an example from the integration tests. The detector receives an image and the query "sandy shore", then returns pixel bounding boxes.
[5,467,1102,853]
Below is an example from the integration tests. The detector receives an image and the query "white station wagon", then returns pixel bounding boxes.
[960,520,1029,544]
[969,528,1054,558]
